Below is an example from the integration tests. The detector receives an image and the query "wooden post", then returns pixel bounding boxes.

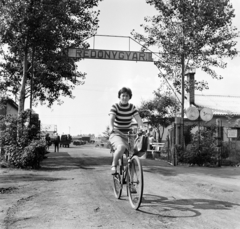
[216,118,222,167]
[174,117,183,166]
[175,117,182,145]
[181,54,185,149]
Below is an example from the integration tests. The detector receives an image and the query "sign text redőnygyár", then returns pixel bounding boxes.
[68,48,153,62]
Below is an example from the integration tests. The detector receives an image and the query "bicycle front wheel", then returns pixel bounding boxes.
[113,158,123,199]
[127,155,144,210]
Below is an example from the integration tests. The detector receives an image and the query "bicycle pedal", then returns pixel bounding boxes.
[130,187,137,194]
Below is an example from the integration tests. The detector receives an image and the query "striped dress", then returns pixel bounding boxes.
[109,103,139,134]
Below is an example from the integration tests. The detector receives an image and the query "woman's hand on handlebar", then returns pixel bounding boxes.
[137,126,147,135]
[109,127,114,135]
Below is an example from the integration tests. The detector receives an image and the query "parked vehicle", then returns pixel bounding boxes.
[81,136,90,143]
[60,134,72,148]
[72,139,86,146]
[73,140,81,145]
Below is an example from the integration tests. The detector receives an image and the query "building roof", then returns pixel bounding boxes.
[0,97,18,110]
[186,94,240,116]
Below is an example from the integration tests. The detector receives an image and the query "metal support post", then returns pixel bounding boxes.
[181,54,185,150]
[174,117,183,166]
[216,118,222,167]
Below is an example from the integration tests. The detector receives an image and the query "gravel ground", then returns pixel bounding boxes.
[0,144,240,229]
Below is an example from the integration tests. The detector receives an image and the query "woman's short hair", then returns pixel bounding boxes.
[118,87,132,99]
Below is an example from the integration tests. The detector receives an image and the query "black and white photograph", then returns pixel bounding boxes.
[0,0,240,228]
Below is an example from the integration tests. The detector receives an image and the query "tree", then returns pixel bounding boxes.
[132,0,239,94]
[189,126,218,166]
[0,0,101,114]
[138,87,180,142]
[102,126,111,140]
[0,109,46,168]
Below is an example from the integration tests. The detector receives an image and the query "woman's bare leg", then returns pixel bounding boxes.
[112,145,126,167]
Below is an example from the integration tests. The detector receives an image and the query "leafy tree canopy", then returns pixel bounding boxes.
[132,0,239,94]
[0,0,101,109]
[138,86,181,141]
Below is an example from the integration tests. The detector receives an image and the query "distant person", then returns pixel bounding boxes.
[147,127,156,150]
[148,135,155,150]
[53,132,60,153]
[45,133,51,150]
[67,134,72,143]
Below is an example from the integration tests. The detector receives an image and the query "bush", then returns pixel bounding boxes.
[4,145,23,167]
[221,143,230,159]
[221,143,240,166]
[178,126,218,166]
[175,144,187,163]
[0,110,47,169]
[21,139,46,169]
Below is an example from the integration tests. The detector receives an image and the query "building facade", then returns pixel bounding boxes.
[185,94,240,163]
[0,98,18,117]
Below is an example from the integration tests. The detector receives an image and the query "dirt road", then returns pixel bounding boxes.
[0,144,240,229]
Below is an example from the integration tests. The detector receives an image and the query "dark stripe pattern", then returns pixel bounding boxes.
[109,103,138,133]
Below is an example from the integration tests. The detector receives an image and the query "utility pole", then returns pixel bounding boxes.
[181,53,185,148]
[30,46,35,127]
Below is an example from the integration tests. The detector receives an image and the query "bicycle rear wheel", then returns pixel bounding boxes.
[113,158,123,199]
[127,155,144,210]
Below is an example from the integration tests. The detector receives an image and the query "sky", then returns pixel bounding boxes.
[32,0,240,137]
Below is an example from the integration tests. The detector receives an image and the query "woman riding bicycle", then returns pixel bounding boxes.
[109,87,145,175]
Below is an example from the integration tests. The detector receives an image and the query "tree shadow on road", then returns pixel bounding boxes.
[40,152,94,171]
[0,174,68,184]
[143,166,178,176]
[139,194,240,218]
[40,152,112,171]
[76,156,112,167]
[0,152,98,183]
[143,162,240,178]
[0,150,112,184]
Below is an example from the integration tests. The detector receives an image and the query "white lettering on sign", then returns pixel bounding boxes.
[68,48,153,62]
[227,129,238,138]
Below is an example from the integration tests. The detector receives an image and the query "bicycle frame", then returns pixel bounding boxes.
[112,131,144,209]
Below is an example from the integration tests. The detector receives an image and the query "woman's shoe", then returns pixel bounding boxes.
[111,166,117,175]
[130,185,137,193]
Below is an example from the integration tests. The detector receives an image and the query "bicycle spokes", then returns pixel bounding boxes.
[127,156,143,210]
[113,173,122,199]
[112,153,144,210]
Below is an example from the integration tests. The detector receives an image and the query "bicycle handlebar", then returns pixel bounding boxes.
[111,130,146,137]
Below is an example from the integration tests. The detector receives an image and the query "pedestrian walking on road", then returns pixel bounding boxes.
[53,132,60,153]
[45,133,51,151]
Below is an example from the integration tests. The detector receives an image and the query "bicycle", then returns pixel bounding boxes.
[110,131,144,210]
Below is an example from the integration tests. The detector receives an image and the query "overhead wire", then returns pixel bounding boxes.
[80,34,182,104]
[75,34,240,105]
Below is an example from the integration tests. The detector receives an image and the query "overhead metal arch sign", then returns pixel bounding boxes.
[68,48,153,62]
